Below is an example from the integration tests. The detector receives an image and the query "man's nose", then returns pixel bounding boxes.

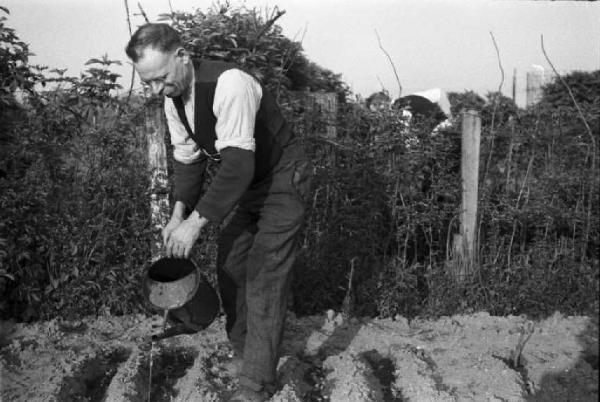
[151,81,164,95]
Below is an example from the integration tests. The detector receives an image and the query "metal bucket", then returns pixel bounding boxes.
[143,257,219,332]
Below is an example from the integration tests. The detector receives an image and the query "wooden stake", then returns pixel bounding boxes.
[461,110,481,262]
[144,98,170,262]
[452,110,481,282]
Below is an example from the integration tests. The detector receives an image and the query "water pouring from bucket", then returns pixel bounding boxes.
[143,257,219,340]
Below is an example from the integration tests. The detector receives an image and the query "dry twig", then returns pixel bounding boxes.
[490,31,505,95]
[275,22,307,99]
[510,321,534,368]
[482,31,505,187]
[341,257,358,318]
[137,2,150,23]
[507,153,535,268]
[374,29,402,98]
[123,0,135,105]
[541,35,594,149]
[124,0,132,36]
[253,8,286,49]
[478,31,505,263]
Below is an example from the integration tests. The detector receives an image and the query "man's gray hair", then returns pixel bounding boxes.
[125,23,183,62]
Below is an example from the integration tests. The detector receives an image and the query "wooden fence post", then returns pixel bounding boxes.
[144,97,170,262]
[451,109,481,282]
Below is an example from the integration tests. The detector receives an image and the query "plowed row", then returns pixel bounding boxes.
[1,312,597,401]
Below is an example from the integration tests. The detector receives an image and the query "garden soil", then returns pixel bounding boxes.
[1,310,597,401]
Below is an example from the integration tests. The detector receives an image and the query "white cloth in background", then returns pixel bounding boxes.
[411,87,452,119]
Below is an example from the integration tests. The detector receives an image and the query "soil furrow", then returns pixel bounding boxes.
[56,347,131,402]
[362,349,405,401]
[130,345,197,402]
[388,343,455,401]
[323,351,385,402]
[0,312,596,402]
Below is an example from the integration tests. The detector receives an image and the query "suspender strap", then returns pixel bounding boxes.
[172,95,221,162]
[172,96,199,145]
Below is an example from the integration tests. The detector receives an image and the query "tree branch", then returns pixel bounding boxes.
[375,29,402,98]
[541,35,595,151]
[482,31,505,191]
[124,0,132,35]
[254,8,286,48]
[124,0,134,106]
[137,2,150,23]
[490,31,505,94]
[276,23,307,99]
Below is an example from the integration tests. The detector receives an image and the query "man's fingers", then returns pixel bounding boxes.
[165,220,201,259]
[166,238,175,258]
[162,225,173,247]
[167,239,183,259]
[175,244,185,259]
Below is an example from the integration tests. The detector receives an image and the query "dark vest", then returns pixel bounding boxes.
[172,60,294,183]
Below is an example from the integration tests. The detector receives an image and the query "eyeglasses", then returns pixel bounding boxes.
[140,52,178,90]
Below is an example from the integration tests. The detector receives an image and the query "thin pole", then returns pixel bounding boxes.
[459,110,481,279]
[512,68,516,102]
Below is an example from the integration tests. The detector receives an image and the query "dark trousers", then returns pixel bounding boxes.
[216,146,312,391]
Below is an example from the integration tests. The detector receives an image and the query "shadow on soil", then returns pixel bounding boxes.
[130,346,197,402]
[526,313,599,402]
[278,317,362,401]
[362,349,406,401]
[56,347,131,402]
[279,316,404,401]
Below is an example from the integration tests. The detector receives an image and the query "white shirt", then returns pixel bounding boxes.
[164,69,263,164]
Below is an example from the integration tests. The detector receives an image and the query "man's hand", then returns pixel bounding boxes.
[165,211,208,258]
[162,215,184,249]
[162,201,186,252]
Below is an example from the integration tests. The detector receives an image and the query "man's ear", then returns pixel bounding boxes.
[176,47,190,63]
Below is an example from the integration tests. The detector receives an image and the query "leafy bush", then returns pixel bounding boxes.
[0,82,153,320]
[0,7,44,109]
[0,11,154,320]
[1,4,597,322]
[159,3,350,102]
[293,72,598,319]
[292,104,462,317]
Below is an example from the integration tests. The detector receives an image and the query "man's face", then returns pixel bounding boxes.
[134,47,192,98]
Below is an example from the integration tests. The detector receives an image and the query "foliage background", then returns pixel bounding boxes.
[1,5,598,322]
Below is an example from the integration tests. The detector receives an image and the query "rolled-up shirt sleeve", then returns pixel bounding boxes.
[213,69,261,152]
[193,69,262,223]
